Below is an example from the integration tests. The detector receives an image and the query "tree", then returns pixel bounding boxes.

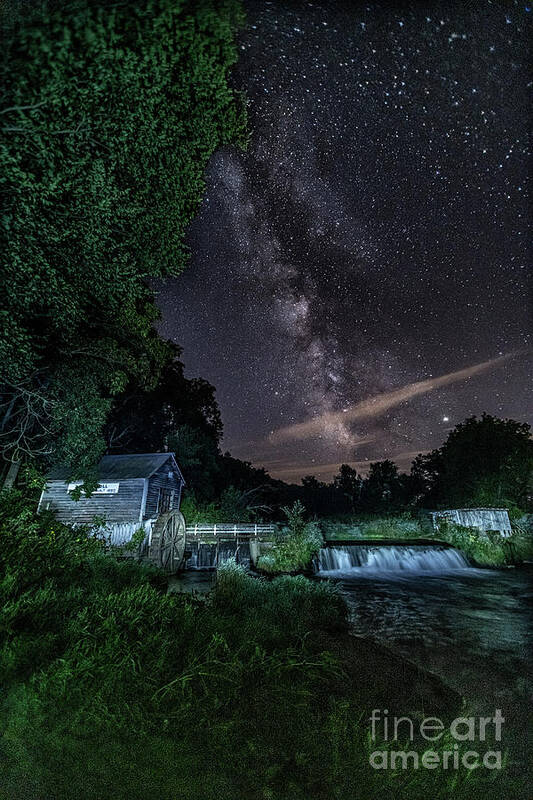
[333,464,363,512]
[104,344,222,454]
[418,414,533,510]
[406,453,439,507]
[0,0,246,482]
[361,460,403,511]
[167,425,222,502]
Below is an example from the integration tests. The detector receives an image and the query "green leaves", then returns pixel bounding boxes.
[1,0,246,476]
[416,413,533,509]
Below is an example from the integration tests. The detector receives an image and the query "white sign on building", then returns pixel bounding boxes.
[67,482,120,494]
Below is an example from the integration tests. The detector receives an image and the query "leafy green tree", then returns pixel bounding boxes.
[0,0,246,483]
[168,424,221,501]
[407,453,437,505]
[417,413,533,510]
[299,475,340,516]
[218,486,253,521]
[333,464,363,512]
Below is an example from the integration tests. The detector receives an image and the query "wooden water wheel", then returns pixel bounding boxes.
[149,510,186,573]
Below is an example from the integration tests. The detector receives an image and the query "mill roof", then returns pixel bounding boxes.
[47,453,184,482]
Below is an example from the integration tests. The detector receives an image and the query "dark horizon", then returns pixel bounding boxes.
[159,0,531,483]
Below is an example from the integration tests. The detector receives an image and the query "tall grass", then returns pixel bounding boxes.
[1,559,521,799]
[322,514,423,541]
[0,493,528,798]
[437,522,533,567]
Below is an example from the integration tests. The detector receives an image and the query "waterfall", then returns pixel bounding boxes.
[316,544,470,575]
[185,541,251,569]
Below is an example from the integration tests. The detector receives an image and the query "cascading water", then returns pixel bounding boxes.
[316,544,470,575]
[185,541,251,569]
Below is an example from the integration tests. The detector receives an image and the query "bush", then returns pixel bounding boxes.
[434,520,533,566]
[437,522,507,566]
[508,524,533,562]
[257,502,323,573]
[0,494,525,799]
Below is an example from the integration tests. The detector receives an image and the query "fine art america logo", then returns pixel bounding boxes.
[369,709,504,770]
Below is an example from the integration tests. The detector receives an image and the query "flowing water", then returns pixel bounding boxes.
[317,543,470,574]
[316,543,532,783]
[184,540,251,569]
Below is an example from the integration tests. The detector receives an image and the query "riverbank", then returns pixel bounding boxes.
[328,563,532,797]
[1,558,463,800]
[1,494,530,798]
[322,514,533,567]
[0,542,497,799]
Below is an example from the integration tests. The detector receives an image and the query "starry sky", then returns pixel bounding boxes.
[159,0,531,483]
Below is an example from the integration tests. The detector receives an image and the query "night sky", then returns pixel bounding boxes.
[159,0,531,483]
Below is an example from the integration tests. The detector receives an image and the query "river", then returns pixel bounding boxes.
[317,546,532,788]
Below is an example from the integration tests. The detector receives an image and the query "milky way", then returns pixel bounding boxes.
[158,0,531,482]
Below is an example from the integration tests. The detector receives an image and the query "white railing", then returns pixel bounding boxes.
[185,523,277,540]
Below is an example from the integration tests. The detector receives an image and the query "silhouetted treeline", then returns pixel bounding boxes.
[107,353,532,520]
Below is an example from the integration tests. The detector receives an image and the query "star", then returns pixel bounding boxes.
[159,0,531,483]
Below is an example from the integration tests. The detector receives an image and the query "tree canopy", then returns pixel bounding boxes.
[104,344,223,454]
[416,413,533,510]
[0,0,246,479]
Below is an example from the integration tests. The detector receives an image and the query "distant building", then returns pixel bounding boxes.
[427,508,512,537]
[37,452,185,526]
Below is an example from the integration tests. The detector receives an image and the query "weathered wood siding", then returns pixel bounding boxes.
[144,460,183,520]
[38,479,145,524]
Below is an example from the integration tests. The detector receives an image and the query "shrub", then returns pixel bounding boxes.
[436,521,533,566]
[437,522,507,566]
[0,499,522,799]
[257,502,323,573]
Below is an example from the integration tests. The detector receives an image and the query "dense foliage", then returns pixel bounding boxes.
[0,491,522,799]
[0,0,246,477]
[105,344,223,455]
[413,413,533,510]
[257,501,323,573]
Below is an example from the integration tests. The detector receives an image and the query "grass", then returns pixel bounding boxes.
[322,514,424,541]
[1,558,522,800]
[436,522,533,567]
[0,493,530,798]
[321,513,533,567]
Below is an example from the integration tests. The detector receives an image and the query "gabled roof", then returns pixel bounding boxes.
[48,453,185,482]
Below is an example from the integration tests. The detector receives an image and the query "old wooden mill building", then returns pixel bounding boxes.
[38,452,275,571]
[38,453,188,571]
